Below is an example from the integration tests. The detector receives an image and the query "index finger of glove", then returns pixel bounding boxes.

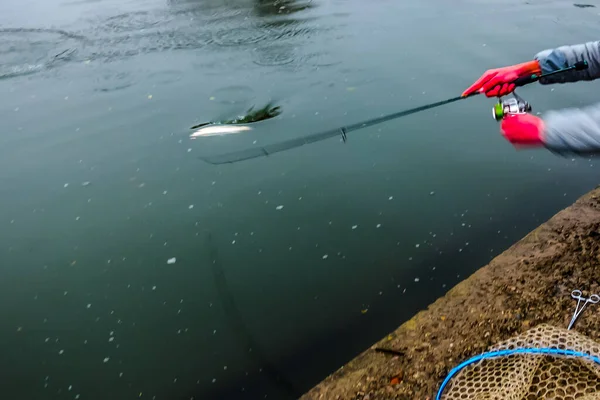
[462,71,497,97]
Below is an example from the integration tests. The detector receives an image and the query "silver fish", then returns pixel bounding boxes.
[189,125,252,139]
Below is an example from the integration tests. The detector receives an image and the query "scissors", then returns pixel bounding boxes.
[568,290,600,330]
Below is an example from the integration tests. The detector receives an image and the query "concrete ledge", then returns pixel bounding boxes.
[302,186,600,400]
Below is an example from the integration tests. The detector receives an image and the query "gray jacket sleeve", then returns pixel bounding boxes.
[532,41,600,153]
[535,41,600,83]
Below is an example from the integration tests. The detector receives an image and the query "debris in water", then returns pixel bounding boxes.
[352,225,358,230]
[415,244,420,248]
[59,350,64,355]
[64,183,69,188]
[148,95,153,99]
[109,337,114,342]
[188,204,194,209]
[376,224,382,228]
[163,191,167,195]
[361,309,369,314]
[103,357,110,363]
[167,257,176,265]
[388,196,393,200]
[322,254,328,260]
[430,191,435,196]
[81,181,91,187]
[275,205,284,210]
[152,286,157,291]
[414,278,420,282]
[86,304,91,309]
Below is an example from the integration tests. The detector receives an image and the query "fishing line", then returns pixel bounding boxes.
[200,61,587,165]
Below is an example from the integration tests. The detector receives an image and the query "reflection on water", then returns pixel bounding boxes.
[252,0,315,16]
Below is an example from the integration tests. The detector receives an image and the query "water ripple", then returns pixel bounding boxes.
[0,28,84,79]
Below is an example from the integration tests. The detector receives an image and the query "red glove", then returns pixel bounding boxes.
[462,60,542,98]
[500,113,545,147]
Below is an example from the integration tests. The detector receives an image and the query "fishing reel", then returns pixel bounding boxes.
[492,91,531,121]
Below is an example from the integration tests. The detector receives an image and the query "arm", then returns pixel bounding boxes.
[462,40,600,97]
[542,102,600,153]
[535,41,600,84]
[500,103,600,154]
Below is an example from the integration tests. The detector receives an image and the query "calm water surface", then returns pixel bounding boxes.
[1,0,599,398]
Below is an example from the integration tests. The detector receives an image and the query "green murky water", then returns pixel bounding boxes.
[1,0,599,398]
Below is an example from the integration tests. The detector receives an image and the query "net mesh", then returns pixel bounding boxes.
[441,324,600,400]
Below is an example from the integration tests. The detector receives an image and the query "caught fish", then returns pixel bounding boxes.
[190,124,252,139]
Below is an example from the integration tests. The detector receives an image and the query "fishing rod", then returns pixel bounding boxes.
[201,61,588,165]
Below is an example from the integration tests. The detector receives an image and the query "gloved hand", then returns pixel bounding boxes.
[462,60,542,98]
[500,113,545,147]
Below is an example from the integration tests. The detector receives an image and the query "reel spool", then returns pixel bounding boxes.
[492,93,531,121]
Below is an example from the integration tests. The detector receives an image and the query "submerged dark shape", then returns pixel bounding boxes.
[573,3,595,7]
[190,102,281,129]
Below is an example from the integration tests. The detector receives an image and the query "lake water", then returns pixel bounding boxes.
[1,0,599,398]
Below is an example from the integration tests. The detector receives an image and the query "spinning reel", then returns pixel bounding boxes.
[492,91,532,121]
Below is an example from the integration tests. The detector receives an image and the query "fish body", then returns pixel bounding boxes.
[189,124,252,139]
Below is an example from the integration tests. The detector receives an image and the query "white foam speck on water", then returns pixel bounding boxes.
[119,372,124,378]
[59,350,64,355]
[213,330,217,335]
[75,216,80,221]
[68,385,72,391]
[109,337,114,342]
[167,258,176,265]
[75,395,80,399]
[86,304,92,309]
[415,244,420,248]
[187,148,192,152]
[152,286,157,291]
[376,224,382,228]
[275,205,284,210]
[459,248,463,252]
[64,183,69,188]
[388,196,393,200]
[45,337,50,343]
[103,357,110,363]
[351,225,358,230]
[163,191,168,195]
[231,240,236,245]
[322,254,328,260]
[81,181,90,187]
[212,378,217,383]
[414,278,420,282]
[64,291,68,296]
[430,191,435,196]
[188,204,194,209]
